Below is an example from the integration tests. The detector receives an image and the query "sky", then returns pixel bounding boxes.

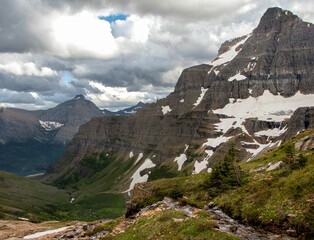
[0,0,314,111]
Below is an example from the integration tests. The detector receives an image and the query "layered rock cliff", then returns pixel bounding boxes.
[48,8,314,194]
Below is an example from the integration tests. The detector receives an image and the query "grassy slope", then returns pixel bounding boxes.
[0,171,68,221]
[216,130,314,237]
[0,170,126,222]
[126,130,314,238]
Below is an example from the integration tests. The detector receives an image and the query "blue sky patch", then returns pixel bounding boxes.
[98,14,129,23]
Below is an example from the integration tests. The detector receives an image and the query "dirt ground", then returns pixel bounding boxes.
[0,220,69,240]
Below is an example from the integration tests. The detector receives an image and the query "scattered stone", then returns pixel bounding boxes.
[173,218,184,223]
[255,167,266,172]
[286,229,298,237]
[229,225,238,232]
[208,202,215,208]
[295,135,314,151]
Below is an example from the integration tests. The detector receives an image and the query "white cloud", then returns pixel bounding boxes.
[88,81,148,108]
[50,11,118,59]
[113,15,152,43]
[0,62,57,77]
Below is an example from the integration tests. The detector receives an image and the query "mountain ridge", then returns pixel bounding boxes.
[47,7,314,197]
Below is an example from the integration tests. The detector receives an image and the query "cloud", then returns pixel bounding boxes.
[0,0,314,110]
[50,11,119,59]
[0,62,57,77]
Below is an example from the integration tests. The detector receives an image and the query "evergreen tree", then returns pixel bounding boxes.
[207,144,242,195]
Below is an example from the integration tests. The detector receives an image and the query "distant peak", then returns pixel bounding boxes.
[73,94,85,100]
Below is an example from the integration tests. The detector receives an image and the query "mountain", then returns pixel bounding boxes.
[34,94,104,143]
[48,7,314,196]
[0,94,103,175]
[102,102,145,116]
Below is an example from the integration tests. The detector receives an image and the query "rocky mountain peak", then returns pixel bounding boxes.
[254,7,299,34]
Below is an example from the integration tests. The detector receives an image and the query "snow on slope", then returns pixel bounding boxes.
[211,34,251,67]
[174,144,189,171]
[134,153,143,165]
[125,158,156,195]
[242,140,281,161]
[193,87,208,108]
[213,90,314,122]
[255,127,287,137]
[39,120,64,131]
[228,72,247,82]
[161,105,172,114]
[174,154,187,171]
[23,226,71,239]
[192,149,214,174]
[198,90,314,166]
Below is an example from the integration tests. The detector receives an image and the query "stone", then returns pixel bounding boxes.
[286,229,298,237]
[229,225,238,232]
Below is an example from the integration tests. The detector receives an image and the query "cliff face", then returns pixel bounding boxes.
[49,8,314,193]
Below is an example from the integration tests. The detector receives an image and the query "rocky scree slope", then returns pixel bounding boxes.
[49,8,314,195]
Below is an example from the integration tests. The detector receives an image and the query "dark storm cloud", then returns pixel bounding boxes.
[0,72,59,92]
[0,90,37,104]
[0,0,49,53]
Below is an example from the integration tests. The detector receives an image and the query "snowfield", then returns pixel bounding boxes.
[213,90,314,122]
[39,120,64,131]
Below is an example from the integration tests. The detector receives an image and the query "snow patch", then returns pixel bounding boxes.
[134,153,143,165]
[124,110,136,114]
[129,151,134,158]
[193,87,208,108]
[180,99,184,103]
[228,72,247,82]
[203,135,232,148]
[213,90,314,122]
[193,159,208,174]
[211,34,251,67]
[161,105,172,114]
[125,158,156,195]
[255,127,287,137]
[214,117,249,135]
[174,144,189,171]
[39,120,64,131]
[23,227,71,239]
[70,198,75,203]
[243,140,280,161]
[214,70,220,75]
[174,154,187,171]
